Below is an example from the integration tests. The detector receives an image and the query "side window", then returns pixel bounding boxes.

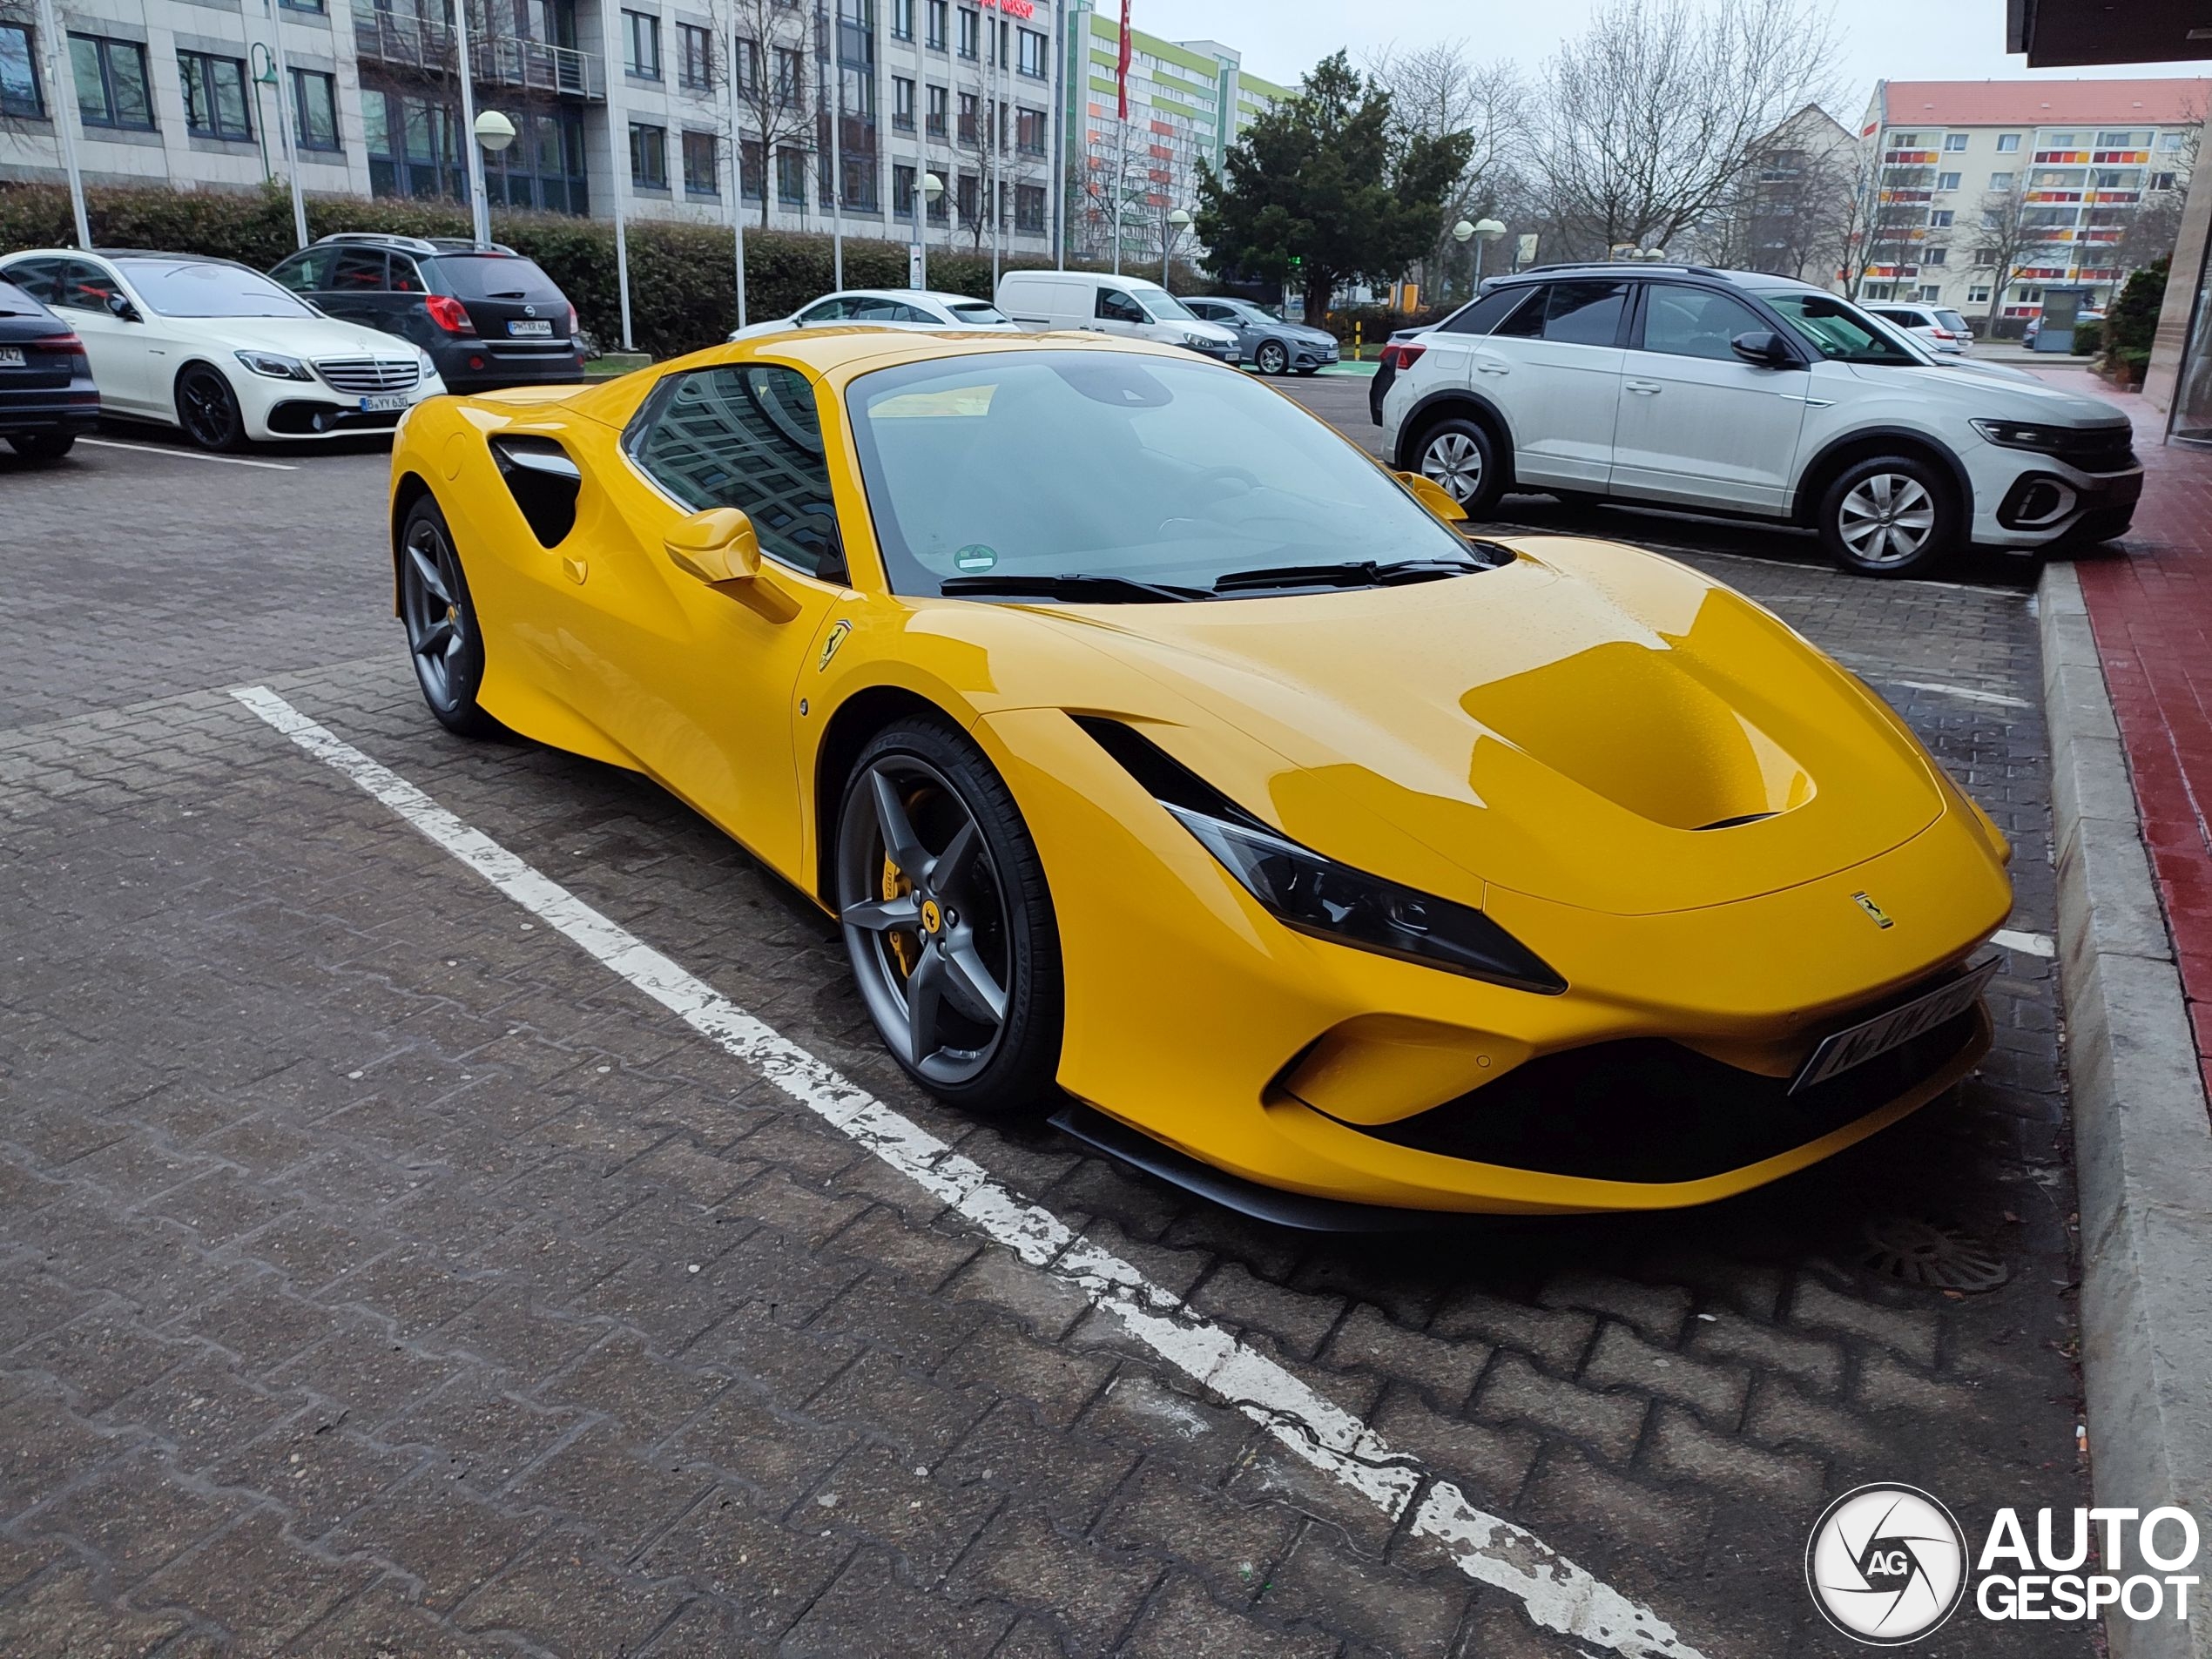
[329,247,389,292]
[1440,286,1534,336]
[271,249,331,292]
[1096,287,1144,323]
[4,259,63,305]
[1541,280,1629,347]
[1491,286,1548,338]
[797,297,850,324]
[57,260,121,311]
[628,364,846,581]
[1638,284,1767,361]
[1185,301,1222,321]
[389,255,427,293]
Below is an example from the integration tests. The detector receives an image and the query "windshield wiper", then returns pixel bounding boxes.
[937,573,1212,604]
[1211,556,1490,595]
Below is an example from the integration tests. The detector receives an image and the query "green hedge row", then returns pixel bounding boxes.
[0,183,1199,360]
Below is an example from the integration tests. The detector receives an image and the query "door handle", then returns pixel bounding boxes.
[1626,381,1662,395]
[1475,361,1510,375]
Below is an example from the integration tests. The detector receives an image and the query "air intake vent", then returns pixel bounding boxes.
[490,436,581,547]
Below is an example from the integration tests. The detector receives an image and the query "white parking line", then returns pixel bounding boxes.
[78,436,298,470]
[1886,679,2033,711]
[230,683,1703,1659]
[1993,927,2057,959]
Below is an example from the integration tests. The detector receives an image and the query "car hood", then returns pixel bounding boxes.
[183,315,421,360]
[1845,359,2121,420]
[1002,537,1950,917]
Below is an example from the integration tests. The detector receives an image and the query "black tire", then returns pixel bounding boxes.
[1410,415,1505,516]
[1817,455,1961,577]
[833,717,1062,1116]
[175,363,246,452]
[5,432,75,462]
[1254,339,1289,376]
[397,495,502,738]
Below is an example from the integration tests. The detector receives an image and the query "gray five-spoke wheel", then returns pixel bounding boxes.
[1421,429,1483,502]
[1836,471,1937,566]
[1256,341,1288,375]
[401,513,468,709]
[838,756,1013,1088]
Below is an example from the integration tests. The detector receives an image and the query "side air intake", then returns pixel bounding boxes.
[489,436,581,547]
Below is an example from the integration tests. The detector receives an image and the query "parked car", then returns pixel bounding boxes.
[0,276,99,462]
[995,271,1238,361]
[1377,264,2141,577]
[270,233,582,394]
[1866,301,1975,354]
[729,288,1022,341]
[0,249,445,451]
[1181,295,1339,375]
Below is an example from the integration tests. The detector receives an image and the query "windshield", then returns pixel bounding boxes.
[116,260,316,319]
[949,301,1010,325]
[1938,309,1971,334]
[847,350,1473,598]
[1763,292,1919,366]
[1137,289,1197,322]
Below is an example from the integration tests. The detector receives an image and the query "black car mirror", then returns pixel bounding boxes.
[1730,330,1794,368]
[105,292,141,322]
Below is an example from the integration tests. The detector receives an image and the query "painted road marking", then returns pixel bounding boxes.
[1887,678,2033,710]
[79,436,299,470]
[1993,928,2056,959]
[231,684,1703,1659]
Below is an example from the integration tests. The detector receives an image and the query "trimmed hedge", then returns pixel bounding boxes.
[0,182,1197,360]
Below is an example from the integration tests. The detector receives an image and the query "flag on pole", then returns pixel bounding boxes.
[1116,0,1131,120]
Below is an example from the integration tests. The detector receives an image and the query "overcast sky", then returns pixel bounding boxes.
[1171,0,2207,117]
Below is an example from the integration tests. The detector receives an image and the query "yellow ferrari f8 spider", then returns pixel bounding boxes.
[386,330,2013,1219]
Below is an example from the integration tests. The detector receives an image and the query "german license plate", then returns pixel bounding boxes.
[1791,959,1998,1093]
[358,394,408,413]
[508,320,553,336]
[0,347,24,368]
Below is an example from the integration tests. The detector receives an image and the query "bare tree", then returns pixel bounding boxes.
[1367,39,1522,301]
[1838,142,1942,300]
[1970,183,2054,331]
[1525,0,1838,256]
[712,0,814,227]
[2118,96,2201,278]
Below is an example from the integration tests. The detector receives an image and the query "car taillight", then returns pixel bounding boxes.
[426,294,476,334]
[1381,342,1426,370]
[43,331,83,351]
[1932,327,1958,339]
[565,302,578,336]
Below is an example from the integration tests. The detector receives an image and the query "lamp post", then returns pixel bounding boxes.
[1161,206,1190,287]
[1453,216,1505,295]
[253,5,308,249]
[473,110,516,246]
[915,171,943,289]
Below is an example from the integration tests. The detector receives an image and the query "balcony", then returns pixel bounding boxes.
[353,3,605,99]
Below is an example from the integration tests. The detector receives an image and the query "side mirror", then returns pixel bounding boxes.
[1730,330,1793,368]
[1394,469,1469,522]
[105,292,140,322]
[664,507,761,584]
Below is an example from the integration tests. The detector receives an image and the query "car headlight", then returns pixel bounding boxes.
[1163,802,1567,993]
[1971,418,2074,451]
[233,350,314,381]
[1184,332,1218,349]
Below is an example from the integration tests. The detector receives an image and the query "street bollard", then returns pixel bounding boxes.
[1354,322,1363,362]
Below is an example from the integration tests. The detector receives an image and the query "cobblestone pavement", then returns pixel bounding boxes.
[0,413,2087,1656]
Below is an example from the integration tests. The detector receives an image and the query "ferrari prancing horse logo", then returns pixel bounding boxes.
[1851,892,1895,929]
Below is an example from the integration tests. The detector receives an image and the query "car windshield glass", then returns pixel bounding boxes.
[114,260,315,318]
[847,349,1473,598]
[949,301,1009,324]
[1137,289,1196,321]
[1762,292,1919,365]
[437,253,563,300]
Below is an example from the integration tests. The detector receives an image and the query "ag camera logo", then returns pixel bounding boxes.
[1806,1484,1969,1644]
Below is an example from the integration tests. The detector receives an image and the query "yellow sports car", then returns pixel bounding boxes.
[386,330,2013,1219]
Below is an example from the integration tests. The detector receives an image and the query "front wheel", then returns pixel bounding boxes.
[1255,340,1289,376]
[835,719,1062,1115]
[175,364,246,452]
[1817,455,1960,577]
[5,432,75,462]
[398,496,502,738]
[1413,415,1505,516]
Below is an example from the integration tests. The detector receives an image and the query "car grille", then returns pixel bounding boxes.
[2054,427,2139,474]
[314,357,421,395]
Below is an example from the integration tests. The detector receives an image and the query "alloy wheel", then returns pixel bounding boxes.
[177,368,241,450]
[838,757,1013,1088]
[1421,430,1484,502]
[400,514,468,709]
[1838,472,1937,565]
[1257,341,1288,375]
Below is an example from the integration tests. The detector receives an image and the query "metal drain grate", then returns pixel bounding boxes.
[1859,1216,2010,1291]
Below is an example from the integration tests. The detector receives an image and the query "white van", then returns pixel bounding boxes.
[995,270,1239,361]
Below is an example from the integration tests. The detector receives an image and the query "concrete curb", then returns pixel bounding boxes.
[2040,560,2212,1659]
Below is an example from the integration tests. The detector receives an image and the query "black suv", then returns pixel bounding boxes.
[270,234,583,394]
[0,276,98,462]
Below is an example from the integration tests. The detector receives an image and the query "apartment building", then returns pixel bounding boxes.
[0,0,1069,259]
[1057,0,1286,266]
[1856,78,2209,323]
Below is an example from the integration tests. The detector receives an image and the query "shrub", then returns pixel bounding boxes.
[2070,319,2102,356]
[1321,301,1453,348]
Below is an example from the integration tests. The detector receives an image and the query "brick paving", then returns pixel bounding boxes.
[0,421,2091,1655]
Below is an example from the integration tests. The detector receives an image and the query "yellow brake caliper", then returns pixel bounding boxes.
[882,853,918,977]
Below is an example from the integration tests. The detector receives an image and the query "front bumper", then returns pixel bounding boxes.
[1969,445,2144,549]
[239,368,446,442]
[1184,340,1239,363]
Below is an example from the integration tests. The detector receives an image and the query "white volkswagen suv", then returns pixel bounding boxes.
[1374,266,2141,576]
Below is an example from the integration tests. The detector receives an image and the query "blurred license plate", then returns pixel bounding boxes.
[1791,959,1997,1094]
[358,394,408,413]
[508,320,553,336]
[0,347,23,368]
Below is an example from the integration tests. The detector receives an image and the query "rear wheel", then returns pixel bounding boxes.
[1255,339,1289,375]
[398,495,502,738]
[834,718,1062,1116]
[1817,455,1960,577]
[176,364,246,452]
[1413,415,1505,516]
[5,432,75,462]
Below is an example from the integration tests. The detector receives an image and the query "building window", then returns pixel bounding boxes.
[1967,286,1991,304]
[892,74,914,132]
[1015,181,1044,232]
[2161,132,2186,152]
[69,34,154,131]
[1929,208,1954,228]
[683,129,718,194]
[178,49,250,140]
[291,68,338,150]
[776,144,806,202]
[739,137,763,199]
[1935,172,1960,192]
[926,0,946,47]
[624,11,661,79]
[955,169,977,223]
[1016,25,1044,77]
[2150,171,2179,192]
[957,90,976,143]
[1922,247,1947,266]
[1996,132,2020,152]
[630,120,668,187]
[1989,171,2013,191]
[891,0,912,39]
[1862,282,1894,300]
[1015,105,1043,154]
[1943,132,1967,152]
[1,23,44,118]
[678,22,711,88]
[278,0,326,13]
[926,83,947,138]
[732,37,760,92]
[773,45,803,108]
[956,6,977,57]
[893,160,915,219]
[1918,283,1943,302]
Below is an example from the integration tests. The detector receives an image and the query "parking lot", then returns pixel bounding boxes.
[0,404,2089,1656]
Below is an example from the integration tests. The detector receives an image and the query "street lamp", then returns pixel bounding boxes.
[1162,206,1190,287]
[470,110,516,247]
[1454,216,1506,291]
[915,171,944,290]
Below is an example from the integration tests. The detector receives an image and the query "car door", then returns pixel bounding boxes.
[1609,281,1807,514]
[44,258,156,415]
[1092,284,1150,341]
[311,245,396,330]
[1468,278,1630,489]
[552,361,848,874]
